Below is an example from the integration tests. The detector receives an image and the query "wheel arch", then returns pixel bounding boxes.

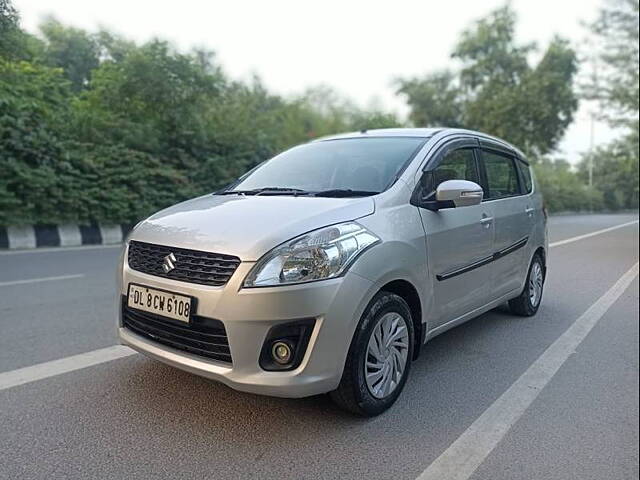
[534,246,547,276]
[379,279,424,360]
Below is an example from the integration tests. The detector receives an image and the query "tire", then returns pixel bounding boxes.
[330,291,414,416]
[509,253,545,316]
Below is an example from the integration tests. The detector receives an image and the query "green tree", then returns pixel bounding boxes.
[71,40,225,155]
[0,0,44,60]
[0,0,19,57]
[578,0,639,210]
[94,29,135,63]
[39,17,100,91]
[396,71,464,127]
[584,0,639,129]
[578,130,639,209]
[397,5,579,157]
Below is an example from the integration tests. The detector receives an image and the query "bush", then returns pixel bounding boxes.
[533,160,603,212]
[0,60,70,224]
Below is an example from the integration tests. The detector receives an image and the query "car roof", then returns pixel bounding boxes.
[316,128,443,140]
[315,127,526,160]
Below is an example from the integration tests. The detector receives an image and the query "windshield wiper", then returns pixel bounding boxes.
[216,187,309,196]
[216,187,379,197]
[312,189,379,197]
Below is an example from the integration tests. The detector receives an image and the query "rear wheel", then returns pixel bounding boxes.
[330,292,414,416]
[509,254,545,316]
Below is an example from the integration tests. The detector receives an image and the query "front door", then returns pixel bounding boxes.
[418,141,495,327]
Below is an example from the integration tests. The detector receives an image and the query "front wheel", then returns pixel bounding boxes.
[509,254,545,316]
[330,292,414,416]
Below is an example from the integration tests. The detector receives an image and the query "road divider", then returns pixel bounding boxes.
[0,223,134,250]
[416,261,639,480]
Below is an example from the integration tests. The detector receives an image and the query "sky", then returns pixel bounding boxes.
[14,0,619,163]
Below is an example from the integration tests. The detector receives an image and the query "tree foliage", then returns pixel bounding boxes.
[1,0,636,225]
[577,129,639,210]
[578,0,639,210]
[0,0,19,57]
[585,0,639,129]
[39,17,100,91]
[0,1,401,225]
[0,0,44,60]
[533,159,603,212]
[397,6,579,157]
[0,60,72,223]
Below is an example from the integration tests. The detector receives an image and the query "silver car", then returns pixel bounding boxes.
[117,128,547,416]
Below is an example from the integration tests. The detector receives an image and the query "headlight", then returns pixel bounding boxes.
[243,222,380,287]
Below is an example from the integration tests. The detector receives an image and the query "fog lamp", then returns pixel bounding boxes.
[271,340,293,365]
[259,319,315,371]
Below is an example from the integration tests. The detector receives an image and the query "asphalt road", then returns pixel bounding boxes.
[0,213,638,480]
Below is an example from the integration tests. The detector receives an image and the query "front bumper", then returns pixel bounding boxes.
[118,258,375,398]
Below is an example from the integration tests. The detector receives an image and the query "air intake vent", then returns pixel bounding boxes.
[122,300,232,364]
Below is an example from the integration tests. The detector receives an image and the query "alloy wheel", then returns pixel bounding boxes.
[529,262,544,307]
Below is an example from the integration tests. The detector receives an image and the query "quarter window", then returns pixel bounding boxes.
[482,150,521,199]
[519,161,533,193]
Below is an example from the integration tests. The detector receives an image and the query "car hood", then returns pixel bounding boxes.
[130,194,375,261]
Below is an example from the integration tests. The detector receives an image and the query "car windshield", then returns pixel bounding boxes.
[227,137,426,195]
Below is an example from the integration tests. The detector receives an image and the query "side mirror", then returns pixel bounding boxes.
[435,180,484,208]
[412,179,483,211]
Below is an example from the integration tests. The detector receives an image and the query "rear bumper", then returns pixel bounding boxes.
[118,258,375,398]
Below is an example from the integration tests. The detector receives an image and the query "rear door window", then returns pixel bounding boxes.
[482,150,521,199]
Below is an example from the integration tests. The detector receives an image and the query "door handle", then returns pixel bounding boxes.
[480,216,493,228]
[525,207,535,217]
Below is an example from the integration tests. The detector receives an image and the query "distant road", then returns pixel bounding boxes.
[0,213,638,480]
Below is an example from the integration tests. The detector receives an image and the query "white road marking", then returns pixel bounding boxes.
[416,261,639,480]
[0,244,122,255]
[0,345,137,391]
[550,219,638,248]
[0,274,85,287]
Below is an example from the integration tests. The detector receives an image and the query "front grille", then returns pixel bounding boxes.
[128,240,240,287]
[122,301,232,364]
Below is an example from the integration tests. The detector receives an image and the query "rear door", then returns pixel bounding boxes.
[478,143,531,298]
[418,138,495,327]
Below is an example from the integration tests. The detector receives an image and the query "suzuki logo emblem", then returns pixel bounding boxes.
[162,253,177,273]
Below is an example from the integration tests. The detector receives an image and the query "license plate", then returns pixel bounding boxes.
[127,284,193,323]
